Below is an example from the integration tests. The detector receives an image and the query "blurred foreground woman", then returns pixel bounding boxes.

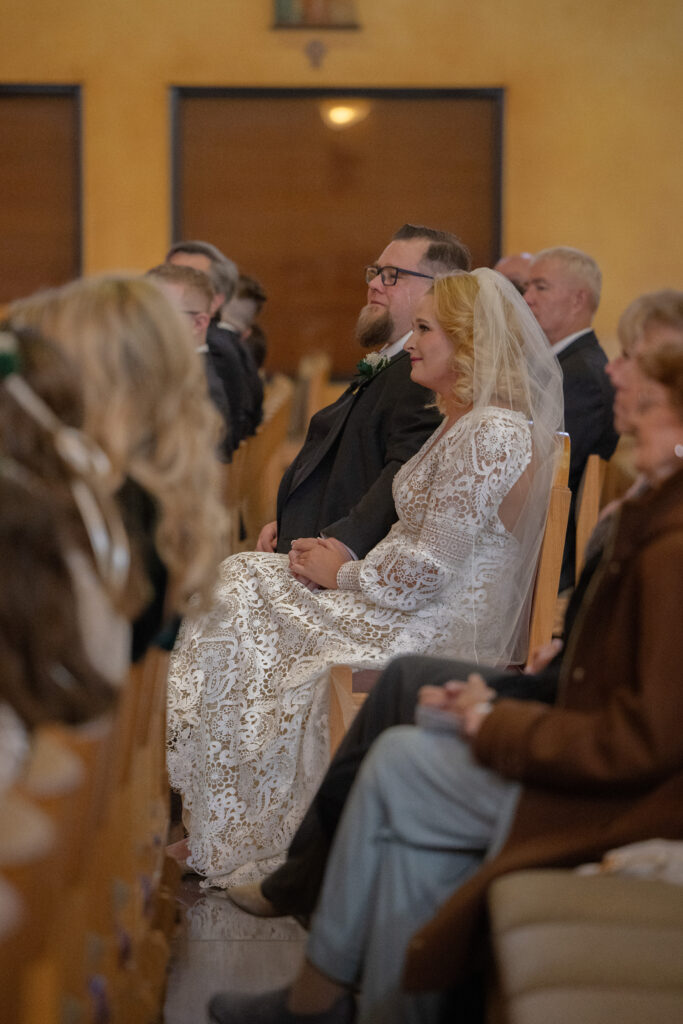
[2,276,226,789]
[9,275,227,656]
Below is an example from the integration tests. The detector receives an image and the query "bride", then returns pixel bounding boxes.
[166,268,563,888]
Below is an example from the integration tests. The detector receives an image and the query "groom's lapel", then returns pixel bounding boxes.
[288,351,404,493]
[289,388,357,492]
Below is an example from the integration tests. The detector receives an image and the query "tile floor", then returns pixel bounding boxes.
[164,876,307,1024]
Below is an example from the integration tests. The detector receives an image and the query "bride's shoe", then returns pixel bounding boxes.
[227,882,282,917]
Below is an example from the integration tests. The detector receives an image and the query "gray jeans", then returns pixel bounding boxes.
[307,724,521,1023]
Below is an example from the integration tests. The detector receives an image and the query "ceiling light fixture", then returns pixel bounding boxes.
[319,98,371,130]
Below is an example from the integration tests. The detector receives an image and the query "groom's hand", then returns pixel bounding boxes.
[256,520,278,552]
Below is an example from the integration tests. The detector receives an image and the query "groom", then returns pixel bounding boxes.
[256,224,470,565]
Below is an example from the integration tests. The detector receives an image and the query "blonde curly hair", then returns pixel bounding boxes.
[430,272,535,418]
[429,273,478,413]
[10,275,226,613]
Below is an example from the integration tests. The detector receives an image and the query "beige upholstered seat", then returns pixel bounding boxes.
[489,869,683,1024]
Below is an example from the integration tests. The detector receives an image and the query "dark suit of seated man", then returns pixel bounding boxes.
[218,272,268,437]
[255,224,471,564]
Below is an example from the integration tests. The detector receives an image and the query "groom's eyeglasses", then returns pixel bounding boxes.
[365,265,435,287]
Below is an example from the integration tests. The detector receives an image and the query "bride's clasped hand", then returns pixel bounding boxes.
[288,537,348,591]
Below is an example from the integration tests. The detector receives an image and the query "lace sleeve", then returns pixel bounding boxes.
[337,410,532,610]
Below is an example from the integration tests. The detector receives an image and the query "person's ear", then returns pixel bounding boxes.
[210,292,225,317]
[196,312,211,334]
[573,288,591,315]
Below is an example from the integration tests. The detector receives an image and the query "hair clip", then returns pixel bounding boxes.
[1,454,130,602]
[69,477,130,598]
[1,384,130,601]
[3,373,111,479]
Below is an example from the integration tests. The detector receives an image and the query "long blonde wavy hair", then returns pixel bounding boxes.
[10,275,226,613]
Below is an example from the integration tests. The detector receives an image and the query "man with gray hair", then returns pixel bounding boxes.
[166,239,238,307]
[525,245,618,588]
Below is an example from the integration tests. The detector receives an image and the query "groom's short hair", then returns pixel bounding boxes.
[392,224,471,275]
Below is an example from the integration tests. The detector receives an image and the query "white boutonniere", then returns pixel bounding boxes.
[356,352,390,380]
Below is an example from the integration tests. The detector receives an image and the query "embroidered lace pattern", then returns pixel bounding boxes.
[166,407,531,887]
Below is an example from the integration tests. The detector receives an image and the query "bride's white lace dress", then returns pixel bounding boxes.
[167,407,532,887]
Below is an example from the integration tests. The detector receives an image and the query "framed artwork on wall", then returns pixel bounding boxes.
[273,1,360,29]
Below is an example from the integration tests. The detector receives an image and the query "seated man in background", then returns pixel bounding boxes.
[525,245,619,588]
[257,223,470,566]
[220,271,267,343]
[146,262,233,459]
[167,239,263,448]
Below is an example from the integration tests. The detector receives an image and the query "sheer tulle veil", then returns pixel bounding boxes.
[467,266,564,664]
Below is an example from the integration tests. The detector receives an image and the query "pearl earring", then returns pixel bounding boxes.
[675,443,683,459]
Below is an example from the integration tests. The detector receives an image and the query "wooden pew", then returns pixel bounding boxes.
[574,453,607,582]
[0,647,177,1024]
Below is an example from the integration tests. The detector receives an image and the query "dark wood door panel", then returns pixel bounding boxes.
[0,87,81,306]
[174,88,501,376]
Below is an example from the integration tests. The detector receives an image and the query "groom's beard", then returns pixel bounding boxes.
[355,305,394,350]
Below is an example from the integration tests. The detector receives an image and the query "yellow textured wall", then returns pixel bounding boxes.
[3,0,682,347]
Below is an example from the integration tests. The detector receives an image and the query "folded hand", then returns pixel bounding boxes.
[418,674,495,715]
[256,520,278,553]
[289,537,348,590]
[418,674,496,739]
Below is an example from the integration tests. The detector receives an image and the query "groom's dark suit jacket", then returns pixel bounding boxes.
[558,329,619,588]
[276,351,441,557]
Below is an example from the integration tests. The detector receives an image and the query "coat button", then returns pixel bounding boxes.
[572,667,585,682]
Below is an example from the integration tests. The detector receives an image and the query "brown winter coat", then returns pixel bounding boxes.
[404,465,683,990]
